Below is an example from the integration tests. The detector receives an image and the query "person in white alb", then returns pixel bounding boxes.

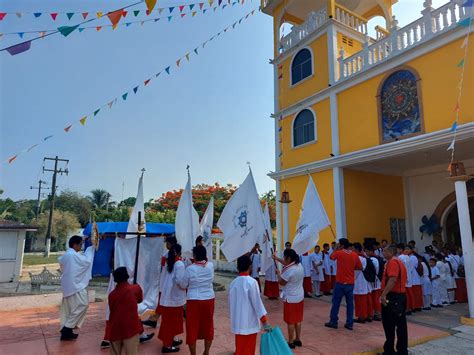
[275,248,304,349]
[158,243,186,353]
[263,245,279,300]
[408,247,423,312]
[366,244,382,321]
[398,244,413,314]
[229,255,270,355]
[435,253,450,305]
[310,245,324,298]
[429,258,442,307]
[419,255,432,310]
[300,252,313,297]
[182,245,215,355]
[58,235,95,341]
[329,242,338,289]
[249,244,261,292]
[353,243,371,323]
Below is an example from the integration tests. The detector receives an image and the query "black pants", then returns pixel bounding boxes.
[381,292,408,355]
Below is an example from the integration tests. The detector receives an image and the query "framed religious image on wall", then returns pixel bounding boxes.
[377,67,424,143]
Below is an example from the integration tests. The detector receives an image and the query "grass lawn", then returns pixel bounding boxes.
[23,254,59,265]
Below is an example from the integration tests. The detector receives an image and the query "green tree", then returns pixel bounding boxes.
[146,209,177,224]
[118,197,136,208]
[88,189,114,210]
[51,190,92,227]
[35,210,80,251]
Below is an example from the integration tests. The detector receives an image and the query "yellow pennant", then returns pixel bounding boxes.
[209,0,214,6]
[80,116,87,126]
[97,12,103,18]
[192,11,197,17]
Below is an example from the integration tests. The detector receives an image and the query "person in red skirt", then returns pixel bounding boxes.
[158,243,186,353]
[300,252,313,297]
[108,267,144,355]
[229,255,270,355]
[275,248,304,349]
[321,243,333,295]
[182,245,215,355]
[264,244,279,300]
[249,244,262,292]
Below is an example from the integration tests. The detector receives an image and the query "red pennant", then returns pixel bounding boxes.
[199,3,205,10]
[144,79,151,86]
[122,10,128,17]
[96,26,102,31]
[176,59,181,67]
[64,124,73,132]
[278,74,283,79]
[8,155,17,164]
[179,5,185,12]
[0,13,6,21]
[181,13,186,18]
[146,10,151,15]
[107,9,123,26]
[82,12,88,19]
[50,13,58,20]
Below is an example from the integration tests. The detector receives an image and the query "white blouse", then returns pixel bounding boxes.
[59,247,95,297]
[159,260,187,307]
[354,256,369,295]
[281,263,304,303]
[184,262,215,301]
[410,254,422,286]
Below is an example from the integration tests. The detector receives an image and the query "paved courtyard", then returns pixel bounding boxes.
[0,290,449,355]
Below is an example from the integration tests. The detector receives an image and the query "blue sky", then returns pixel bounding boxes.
[0,0,447,202]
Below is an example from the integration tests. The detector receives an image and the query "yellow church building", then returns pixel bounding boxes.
[263,0,474,251]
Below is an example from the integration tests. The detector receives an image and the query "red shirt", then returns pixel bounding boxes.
[330,249,362,285]
[381,257,407,293]
[108,283,144,341]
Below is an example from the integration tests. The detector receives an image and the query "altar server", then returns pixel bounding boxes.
[353,243,370,323]
[367,245,382,321]
[430,258,442,307]
[183,245,215,355]
[398,245,413,314]
[264,247,279,300]
[250,244,261,292]
[311,245,324,297]
[408,248,423,312]
[435,254,450,305]
[108,267,143,355]
[321,243,332,295]
[158,243,186,353]
[301,252,313,297]
[420,256,432,310]
[59,235,95,341]
[229,255,270,355]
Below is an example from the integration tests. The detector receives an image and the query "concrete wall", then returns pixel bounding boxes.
[0,230,26,282]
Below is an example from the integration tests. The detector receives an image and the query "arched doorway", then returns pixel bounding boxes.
[444,196,474,247]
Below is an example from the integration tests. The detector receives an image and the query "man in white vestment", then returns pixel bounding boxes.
[59,235,95,341]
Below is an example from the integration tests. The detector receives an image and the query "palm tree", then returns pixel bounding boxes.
[88,189,115,210]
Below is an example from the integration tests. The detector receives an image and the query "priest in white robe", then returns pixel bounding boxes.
[59,235,95,341]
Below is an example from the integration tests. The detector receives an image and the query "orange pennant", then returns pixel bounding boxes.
[8,155,17,164]
[80,116,87,126]
[145,0,157,13]
[97,12,103,18]
[144,79,151,86]
[176,59,181,67]
[96,26,102,31]
[64,124,73,132]
[107,9,123,26]
[82,12,88,19]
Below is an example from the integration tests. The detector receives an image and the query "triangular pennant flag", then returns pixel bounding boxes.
[245,13,249,19]
[181,13,186,18]
[64,124,73,132]
[168,16,172,21]
[97,12,103,18]
[43,135,53,141]
[190,4,195,10]
[122,93,128,100]
[141,21,145,26]
[144,79,151,86]
[155,72,161,77]
[40,31,46,37]
[165,66,170,74]
[239,18,242,23]
[214,7,217,11]
[146,10,151,15]
[133,10,140,16]
[122,10,128,18]
[279,126,282,132]
[80,116,87,126]
[176,59,181,67]
[219,0,223,5]
[192,11,197,17]
[179,5,185,12]
[66,13,74,20]
[209,0,214,6]
[199,3,205,10]
[223,4,228,9]
[6,40,31,55]
[50,13,58,20]
[94,108,101,116]
[0,13,6,21]
[58,25,79,37]
[203,9,207,13]
[185,53,190,61]
[224,28,228,32]
[27,144,38,152]
[96,26,102,31]
[108,101,114,108]
[82,12,88,19]
[194,48,198,55]
[159,8,164,14]
[112,24,118,30]
[169,7,175,13]
[232,23,236,28]
[145,0,158,12]
[34,13,42,18]
[16,13,22,18]
[107,9,123,26]
[126,22,131,26]
[447,139,455,151]
[8,155,17,164]
[133,86,139,94]
[461,36,468,48]
[251,10,255,15]
[18,33,24,39]
[451,122,458,132]
[78,28,85,32]
[457,58,465,67]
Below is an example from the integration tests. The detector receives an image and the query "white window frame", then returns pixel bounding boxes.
[291,108,317,149]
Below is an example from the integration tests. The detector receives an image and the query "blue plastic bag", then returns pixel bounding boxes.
[260,326,293,355]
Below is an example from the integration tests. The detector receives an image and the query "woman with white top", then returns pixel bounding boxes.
[183,245,215,355]
[158,243,186,353]
[420,256,432,310]
[275,248,304,349]
[310,245,324,297]
[301,252,313,297]
[435,253,450,305]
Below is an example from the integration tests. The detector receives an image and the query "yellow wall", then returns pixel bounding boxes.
[280,169,336,250]
[280,98,332,170]
[337,32,363,59]
[344,169,405,243]
[338,34,474,154]
[278,34,330,109]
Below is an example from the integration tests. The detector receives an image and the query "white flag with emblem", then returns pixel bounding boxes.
[260,201,274,273]
[176,169,200,258]
[292,175,330,255]
[127,172,146,238]
[199,196,214,262]
[218,169,266,262]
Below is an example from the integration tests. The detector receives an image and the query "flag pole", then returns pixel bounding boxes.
[133,168,146,284]
[305,169,337,241]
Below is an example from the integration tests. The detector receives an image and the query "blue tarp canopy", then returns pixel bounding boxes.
[83,222,174,277]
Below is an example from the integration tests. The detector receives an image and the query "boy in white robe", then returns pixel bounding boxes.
[429,258,442,307]
[59,235,95,341]
[229,255,270,355]
[310,246,324,297]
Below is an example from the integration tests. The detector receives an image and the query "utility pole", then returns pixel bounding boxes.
[43,156,69,257]
[30,180,49,217]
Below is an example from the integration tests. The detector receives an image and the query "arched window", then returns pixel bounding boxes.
[293,109,315,147]
[379,69,422,142]
[291,48,312,85]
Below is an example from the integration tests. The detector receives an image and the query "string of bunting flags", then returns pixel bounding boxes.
[446,0,473,169]
[4,7,259,165]
[0,0,247,41]
[0,0,244,21]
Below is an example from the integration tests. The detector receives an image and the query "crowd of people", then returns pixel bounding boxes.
[57,234,468,355]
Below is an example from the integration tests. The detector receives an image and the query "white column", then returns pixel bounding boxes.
[276,180,282,255]
[333,167,347,239]
[327,24,339,85]
[454,181,474,318]
[216,239,221,262]
[282,203,290,244]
